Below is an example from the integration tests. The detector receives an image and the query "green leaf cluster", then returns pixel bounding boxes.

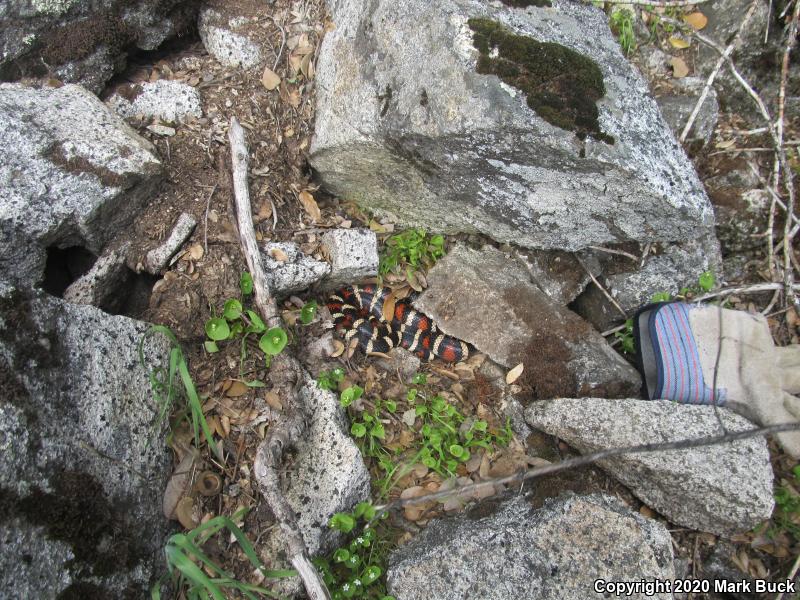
[203,271,288,363]
[378,229,444,278]
[317,367,346,391]
[317,503,395,600]
[412,394,511,477]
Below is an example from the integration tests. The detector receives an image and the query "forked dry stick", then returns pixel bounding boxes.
[228,117,331,600]
[679,0,759,143]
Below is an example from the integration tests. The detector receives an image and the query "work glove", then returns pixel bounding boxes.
[634,302,800,457]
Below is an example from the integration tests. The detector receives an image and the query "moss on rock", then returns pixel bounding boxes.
[468,18,614,144]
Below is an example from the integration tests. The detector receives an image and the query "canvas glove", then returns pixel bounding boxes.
[635,302,800,457]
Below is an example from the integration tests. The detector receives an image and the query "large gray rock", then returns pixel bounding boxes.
[0,287,172,598]
[525,398,774,537]
[260,381,371,597]
[415,244,641,399]
[0,83,162,287]
[387,494,675,600]
[311,0,714,251]
[0,0,197,93]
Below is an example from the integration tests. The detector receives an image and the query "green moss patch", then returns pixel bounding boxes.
[468,18,614,144]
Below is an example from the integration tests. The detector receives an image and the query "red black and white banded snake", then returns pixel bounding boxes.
[327,284,469,362]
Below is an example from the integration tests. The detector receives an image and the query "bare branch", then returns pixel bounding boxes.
[376,422,800,512]
[228,117,331,600]
[229,118,281,329]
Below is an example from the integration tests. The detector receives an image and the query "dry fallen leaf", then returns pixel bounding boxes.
[163,446,199,519]
[184,243,204,261]
[382,292,398,323]
[668,36,690,49]
[261,67,281,90]
[670,56,689,78]
[269,247,290,262]
[506,362,524,385]
[298,190,321,222]
[300,53,315,79]
[265,390,283,411]
[715,139,736,149]
[330,339,345,358]
[226,380,250,397]
[683,11,708,30]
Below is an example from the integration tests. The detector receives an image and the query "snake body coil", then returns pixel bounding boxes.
[327,284,469,362]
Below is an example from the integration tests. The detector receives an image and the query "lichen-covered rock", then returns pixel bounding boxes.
[414,244,641,398]
[0,286,172,598]
[0,0,197,93]
[107,80,203,123]
[386,494,675,600]
[0,83,163,287]
[311,0,714,251]
[524,398,774,537]
[262,241,331,295]
[320,229,379,288]
[260,381,371,597]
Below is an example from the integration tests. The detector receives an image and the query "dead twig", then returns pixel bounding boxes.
[228,117,331,600]
[576,256,627,317]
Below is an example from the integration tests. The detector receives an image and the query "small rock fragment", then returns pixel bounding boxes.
[63,246,131,312]
[107,80,203,123]
[321,229,379,288]
[261,242,331,295]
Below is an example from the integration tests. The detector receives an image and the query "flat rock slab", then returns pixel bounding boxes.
[386,494,675,600]
[524,398,774,537]
[311,0,714,251]
[260,381,371,597]
[199,0,264,69]
[0,83,162,287]
[0,287,172,597]
[415,244,640,398]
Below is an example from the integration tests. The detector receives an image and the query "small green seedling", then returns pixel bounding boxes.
[240,272,254,296]
[340,385,364,408]
[300,300,318,325]
[318,367,346,391]
[609,8,636,55]
[139,326,223,462]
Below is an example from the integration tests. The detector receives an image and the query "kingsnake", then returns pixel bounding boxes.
[327,284,469,362]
